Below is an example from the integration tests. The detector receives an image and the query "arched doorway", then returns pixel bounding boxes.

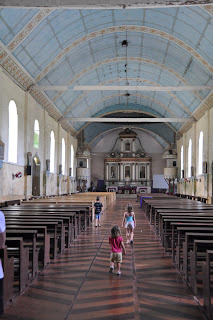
[32,154,41,196]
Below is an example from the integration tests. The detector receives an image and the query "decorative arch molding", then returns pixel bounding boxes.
[89,126,169,149]
[7,9,54,52]
[62,78,192,118]
[35,25,213,82]
[202,5,213,17]
[51,57,203,103]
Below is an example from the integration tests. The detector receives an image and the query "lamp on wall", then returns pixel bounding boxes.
[0,141,5,169]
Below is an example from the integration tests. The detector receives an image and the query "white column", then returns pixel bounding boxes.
[132,163,135,181]
[121,139,124,153]
[105,163,109,181]
[120,163,123,180]
[132,139,135,156]
[132,139,135,152]
[135,163,138,181]
[147,163,150,180]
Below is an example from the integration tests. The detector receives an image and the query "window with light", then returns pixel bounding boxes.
[181,145,184,178]
[198,131,203,175]
[50,131,55,173]
[62,138,66,175]
[34,120,39,149]
[70,144,74,177]
[8,100,18,163]
[188,139,192,177]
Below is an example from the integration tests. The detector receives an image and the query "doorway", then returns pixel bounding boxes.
[32,154,41,196]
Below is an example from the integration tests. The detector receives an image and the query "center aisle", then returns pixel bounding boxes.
[1,200,205,320]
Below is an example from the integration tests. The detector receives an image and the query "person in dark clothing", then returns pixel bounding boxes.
[94,196,103,227]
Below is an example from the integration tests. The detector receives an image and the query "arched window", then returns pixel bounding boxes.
[34,120,39,149]
[70,144,74,176]
[62,138,65,175]
[188,139,192,177]
[50,131,55,173]
[198,131,203,175]
[8,100,18,163]
[181,145,184,178]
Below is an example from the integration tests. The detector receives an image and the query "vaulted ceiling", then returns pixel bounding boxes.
[0,5,213,148]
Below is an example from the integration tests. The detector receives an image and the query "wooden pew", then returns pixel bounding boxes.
[163,221,213,257]
[4,205,87,235]
[6,237,29,293]
[6,225,50,268]
[182,233,213,280]
[159,215,213,250]
[202,250,213,320]
[5,215,65,253]
[5,212,75,248]
[190,240,213,295]
[150,203,213,226]
[3,206,82,241]
[0,247,14,306]
[175,227,213,269]
[6,229,39,278]
[155,208,213,233]
[142,195,213,320]
[5,221,59,259]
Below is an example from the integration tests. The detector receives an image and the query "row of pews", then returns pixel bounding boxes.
[0,192,115,310]
[142,195,213,320]
[176,193,208,203]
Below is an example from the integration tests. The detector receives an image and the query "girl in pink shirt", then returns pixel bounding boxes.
[109,226,126,275]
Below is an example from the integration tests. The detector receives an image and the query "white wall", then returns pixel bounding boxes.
[0,68,77,201]
[177,108,213,202]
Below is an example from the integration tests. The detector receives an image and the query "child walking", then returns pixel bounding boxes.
[109,226,126,275]
[94,196,103,227]
[122,204,136,245]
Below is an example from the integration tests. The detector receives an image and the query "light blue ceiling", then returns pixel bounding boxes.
[0,6,213,147]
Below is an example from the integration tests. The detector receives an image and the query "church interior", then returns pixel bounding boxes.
[0,1,213,319]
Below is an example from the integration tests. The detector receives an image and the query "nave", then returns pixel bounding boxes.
[1,200,205,320]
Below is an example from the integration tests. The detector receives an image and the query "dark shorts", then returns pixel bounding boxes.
[95,214,100,219]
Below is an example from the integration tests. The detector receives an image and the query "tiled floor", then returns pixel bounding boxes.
[1,199,206,320]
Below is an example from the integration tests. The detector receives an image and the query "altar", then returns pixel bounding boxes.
[105,128,152,193]
[118,186,137,194]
